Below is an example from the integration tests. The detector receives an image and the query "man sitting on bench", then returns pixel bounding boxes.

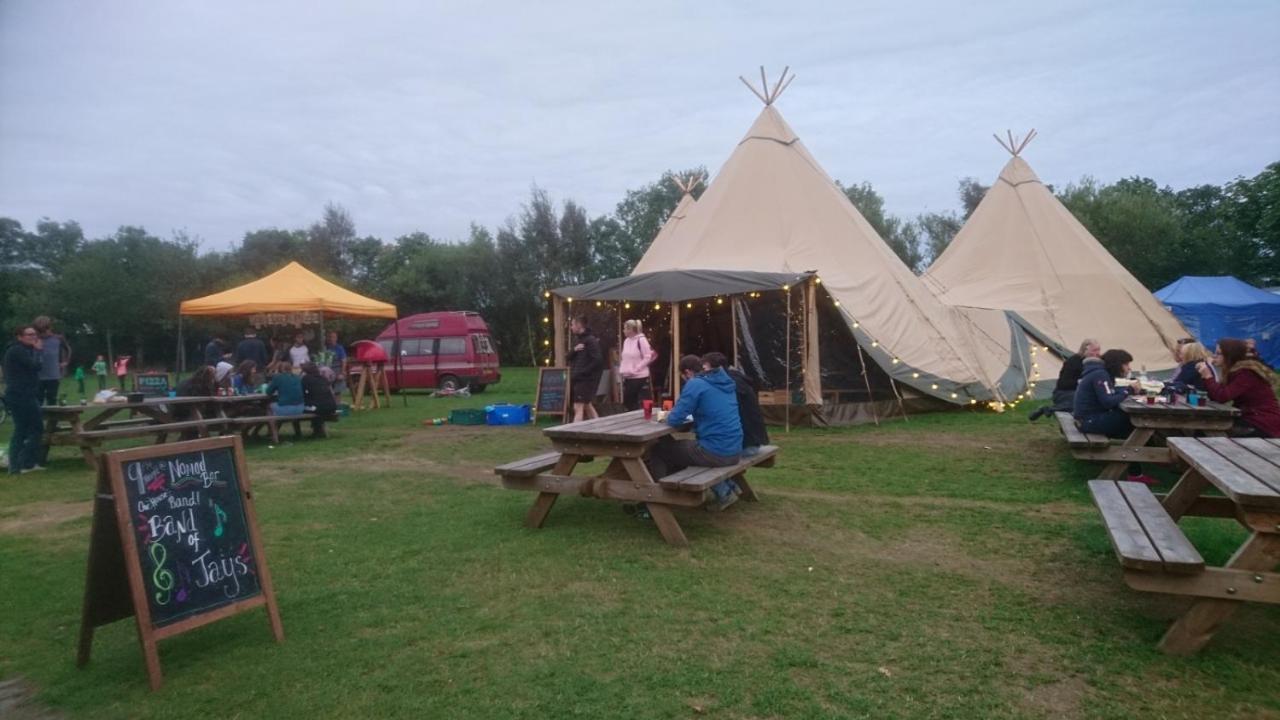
[646,354,744,511]
[702,352,769,457]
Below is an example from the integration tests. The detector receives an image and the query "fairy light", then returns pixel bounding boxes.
[891,358,899,364]
[595,301,602,307]
[543,339,550,346]
[624,302,631,309]
[834,300,841,307]
[815,277,822,284]
[871,341,878,348]
[912,372,920,379]
[950,392,958,399]
[653,303,660,310]
[542,317,549,323]
[567,297,573,304]
[686,302,693,309]
[716,297,724,305]
[931,384,939,390]
[783,284,790,291]
[852,322,859,328]
[543,291,551,298]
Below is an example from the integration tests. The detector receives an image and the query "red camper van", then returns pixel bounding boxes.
[375,311,501,392]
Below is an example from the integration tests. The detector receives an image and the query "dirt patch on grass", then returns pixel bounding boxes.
[769,487,1084,523]
[0,501,90,537]
[254,452,501,487]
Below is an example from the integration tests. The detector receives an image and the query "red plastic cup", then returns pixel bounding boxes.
[662,400,673,412]
[642,399,653,420]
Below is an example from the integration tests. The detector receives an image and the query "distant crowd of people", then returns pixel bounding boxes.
[4,320,350,475]
[1029,335,1280,484]
[566,315,769,513]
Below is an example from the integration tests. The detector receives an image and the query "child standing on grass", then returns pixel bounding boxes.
[92,355,108,390]
[74,365,86,397]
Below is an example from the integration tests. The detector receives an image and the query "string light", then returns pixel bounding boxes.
[891,358,899,364]
[543,339,550,346]
[931,384,939,390]
[950,392,958,399]
[566,297,573,304]
[653,303,660,310]
[815,277,822,284]
[624,302,631,309]
[716,297,723,305]
[542,316,549,323]
[686,302,693,309]
[870,341,878,347]
[595,301,602,307]
[834,300,840,307]
[783,284,790,291]
[912,372,920,379]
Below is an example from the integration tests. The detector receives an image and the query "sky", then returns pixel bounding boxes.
[1,1,1278,252]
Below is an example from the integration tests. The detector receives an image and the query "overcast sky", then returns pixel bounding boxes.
[2,1,1277,252]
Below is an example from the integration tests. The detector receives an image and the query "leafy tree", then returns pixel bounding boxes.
[916,211,963,265]
[307,202,357,275]
[1227,163,1280,284]
[839,180,924,271]
[615,167,707,269]
[237,228,308,278]
[958,178,988,220]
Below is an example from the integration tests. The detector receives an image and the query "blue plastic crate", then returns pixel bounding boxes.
[486,403,532,425]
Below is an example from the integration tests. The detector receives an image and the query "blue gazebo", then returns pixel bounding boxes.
[1154,275,1280,367]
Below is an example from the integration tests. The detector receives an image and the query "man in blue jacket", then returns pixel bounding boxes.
[646,354,744,509]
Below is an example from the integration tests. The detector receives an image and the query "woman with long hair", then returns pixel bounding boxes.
[1197,338,1280,438]
[1074,348,1154,484]
[619,319,658,411]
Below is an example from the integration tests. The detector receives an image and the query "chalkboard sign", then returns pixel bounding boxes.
[134,372,170,397]
[77,436,282,690]
[535,367,570,419]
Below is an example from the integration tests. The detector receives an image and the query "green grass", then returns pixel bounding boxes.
[1,369,1277,719]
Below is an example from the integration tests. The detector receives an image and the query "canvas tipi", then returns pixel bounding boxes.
[626,69,1041,415]
[922,131,1187,374]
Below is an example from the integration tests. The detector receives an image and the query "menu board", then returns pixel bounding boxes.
[134,372,170,397]
[535,367,570,419]
[77,436,282,690]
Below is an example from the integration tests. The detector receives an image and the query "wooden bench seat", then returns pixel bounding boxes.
[1056,412,1109,449]
[224,414,318,444]
[657,445,779,493]
[1088,479,1204,574]
[494,451,562,478]
[78,420,221,441]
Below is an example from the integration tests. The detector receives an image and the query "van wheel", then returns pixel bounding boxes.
[439,375,460,392]
[471,384,486,394]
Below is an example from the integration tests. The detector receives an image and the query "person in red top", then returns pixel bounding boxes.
[1197,337,1280,438]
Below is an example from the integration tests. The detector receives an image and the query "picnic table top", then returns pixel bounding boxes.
[42,394,271,416]
[1168,436,1280,511]
[1120,396,1238,418]
[544,410,676,444]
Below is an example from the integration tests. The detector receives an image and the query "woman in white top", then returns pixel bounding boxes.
[618,319,658,410]
[288,332,311,370]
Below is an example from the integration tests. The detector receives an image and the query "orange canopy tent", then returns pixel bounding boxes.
[179,261,396,318]
[178,262,399,390]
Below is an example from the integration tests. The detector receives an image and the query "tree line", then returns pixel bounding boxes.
[1,161,1275,369]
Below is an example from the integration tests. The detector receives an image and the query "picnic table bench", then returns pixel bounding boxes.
[1060,398,1238,479]
[42,394,320,465]
[1088,436,1280,655]
[495,410,778,547]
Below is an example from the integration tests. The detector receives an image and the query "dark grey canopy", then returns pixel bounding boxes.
[552,269,815,303]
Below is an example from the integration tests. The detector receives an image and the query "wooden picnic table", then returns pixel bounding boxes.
[1091,436,1280,655]
[42,395,272,467]
[494,410,777,547]
[1072,397,1238,480]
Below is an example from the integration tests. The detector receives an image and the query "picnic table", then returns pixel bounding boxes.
[1061,397,1239,479]
[1089,436,1280,654]
[495,410,778,547]
[41,394,290,467]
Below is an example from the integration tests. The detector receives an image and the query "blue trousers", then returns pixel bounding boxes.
[6,396,44,473]
[1080,409,1142,475]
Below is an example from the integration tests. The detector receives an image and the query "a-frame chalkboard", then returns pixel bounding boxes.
[77,435,283,690]
[534,367,570,420]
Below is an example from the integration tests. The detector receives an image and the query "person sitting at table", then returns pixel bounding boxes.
[232,360,260,395]
[645,354,743,511]
[702,351,769,457]
[300,362,338,438]
[1029,338,1099,421]
[1197,338,1280,438]
[1171,340,1212,390]
[1074,348,1154,485]
[266,360,305,415]
[171,365,217,439]
[266,338,290,376]
[213,358,235,392]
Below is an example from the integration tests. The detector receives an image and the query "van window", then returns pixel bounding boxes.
[377,339,394,357]
[403,338,435,356]
[438,337,466,355]
[473,335,494,355]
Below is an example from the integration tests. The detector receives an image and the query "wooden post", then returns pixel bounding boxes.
[784,289,791,433]
[856,343,881,427]
[731,295,739,368]
[553,296,567,367]
[671,302,682,402]
[803,279,821,406]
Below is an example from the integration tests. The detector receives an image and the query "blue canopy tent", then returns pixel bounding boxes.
[1154,276,1280,367]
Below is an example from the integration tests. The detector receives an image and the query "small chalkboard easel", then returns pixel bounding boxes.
[77,436,283,690]
[534,367,570,421]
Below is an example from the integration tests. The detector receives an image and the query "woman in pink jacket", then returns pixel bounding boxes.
[619,319,658,411]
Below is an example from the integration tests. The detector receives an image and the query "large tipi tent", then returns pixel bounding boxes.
[618,69,1042,418]
[922,131,1187,374]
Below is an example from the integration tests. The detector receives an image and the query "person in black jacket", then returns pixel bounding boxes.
[702,352,769,455]
[234,328,270,369]
[567,316,603,422]
[301,362,338,437]
[1028,338,1099,421]
[1170,340,1210,391]
[4,326,47,474]
[1073,348,1153,484]
[203,335,226,366]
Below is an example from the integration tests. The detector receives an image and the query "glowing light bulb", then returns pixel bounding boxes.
[624,302,631,309]
[871,341,878,347]
[912,372,920,379]
[931,384,939,390]
[892,358,899,364]
[595,301,602,307]
[542,317,549,323]
[543,291,550,298]
[783,284,790,291]
[834,300,841,307]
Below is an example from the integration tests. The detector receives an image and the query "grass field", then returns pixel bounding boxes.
[1,368,1277,719]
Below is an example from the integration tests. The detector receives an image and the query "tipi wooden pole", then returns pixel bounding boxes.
[888,376,909,422]
[784,288,791,433]
[731,296,739,368]
[553,297,567,367]
[671,302,682,402]
[803,279,821,406]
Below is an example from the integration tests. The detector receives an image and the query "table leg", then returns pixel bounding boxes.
[734,472,759,502]
[1158,532,1280,655]
[619,457,689,547]
[525,455,579,529]
[1161,468,1210,521]
[1100,428,1155,480]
